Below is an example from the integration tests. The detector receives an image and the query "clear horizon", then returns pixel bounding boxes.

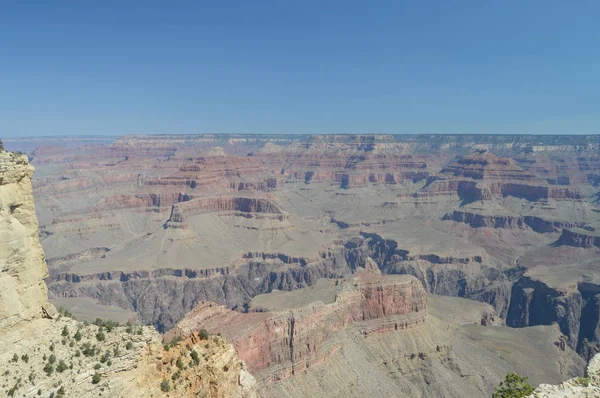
[2,1,600,137]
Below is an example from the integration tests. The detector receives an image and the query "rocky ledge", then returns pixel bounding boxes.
[166,273,427,383]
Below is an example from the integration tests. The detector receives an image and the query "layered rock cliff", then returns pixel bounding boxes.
[167,274,427,383]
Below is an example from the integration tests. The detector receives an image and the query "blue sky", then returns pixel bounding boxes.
[1,1,599,136]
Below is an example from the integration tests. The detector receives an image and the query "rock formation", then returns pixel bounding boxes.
[168,274,427,381]
[4,134,600,362]
[0,149,255,398]
[0,151,55,329]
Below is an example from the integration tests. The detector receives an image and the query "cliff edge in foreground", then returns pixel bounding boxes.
[0,151,54,330]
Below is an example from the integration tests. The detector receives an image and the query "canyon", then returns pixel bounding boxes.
[2,134,600,396]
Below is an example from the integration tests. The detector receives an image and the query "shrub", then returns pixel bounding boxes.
[92,373,101,384]
[190,350,200,365]
[176,358,184,370]
[11,353,18,362]
[74,330,82,341]
[160,379,170,392]
[48,354,56,364]
[199,329,210,340]
[49,343,55,352]
[576,377,591,387]
[61,326,69,337]
[21,354,29,363]
[56,360,68,373]
[81,343,96,357]
[493,372,534,398]
[100,351,110,363]
[57,386,65,396]
[94,363,101,370]
[125,341,133,350]
[43,363,54,375]
[96,331,105,342]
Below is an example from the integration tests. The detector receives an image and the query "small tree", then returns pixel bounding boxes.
[493,372,535,398]
[199,329,210,340]
[190,350,200,365]
[43,363,54,375]
[56,360,68,373]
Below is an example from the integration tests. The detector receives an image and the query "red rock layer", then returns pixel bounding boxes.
[168,274,427,382]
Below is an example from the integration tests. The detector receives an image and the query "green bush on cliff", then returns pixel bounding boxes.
[160,379,171,392]
[199,329,210,340]
[493,372,534,398]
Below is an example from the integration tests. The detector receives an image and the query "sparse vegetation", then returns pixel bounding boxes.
[576,377,591,387]
[492,372,534,398]
[56,360,68,373]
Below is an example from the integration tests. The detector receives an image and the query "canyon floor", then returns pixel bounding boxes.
[3,134,600,397]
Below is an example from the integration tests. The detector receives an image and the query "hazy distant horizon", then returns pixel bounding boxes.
[3,131,600,139]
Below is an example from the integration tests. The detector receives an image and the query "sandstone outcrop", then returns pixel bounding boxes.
[0,151,55,330]
[416,151,583,202]
[168,274,427,382]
